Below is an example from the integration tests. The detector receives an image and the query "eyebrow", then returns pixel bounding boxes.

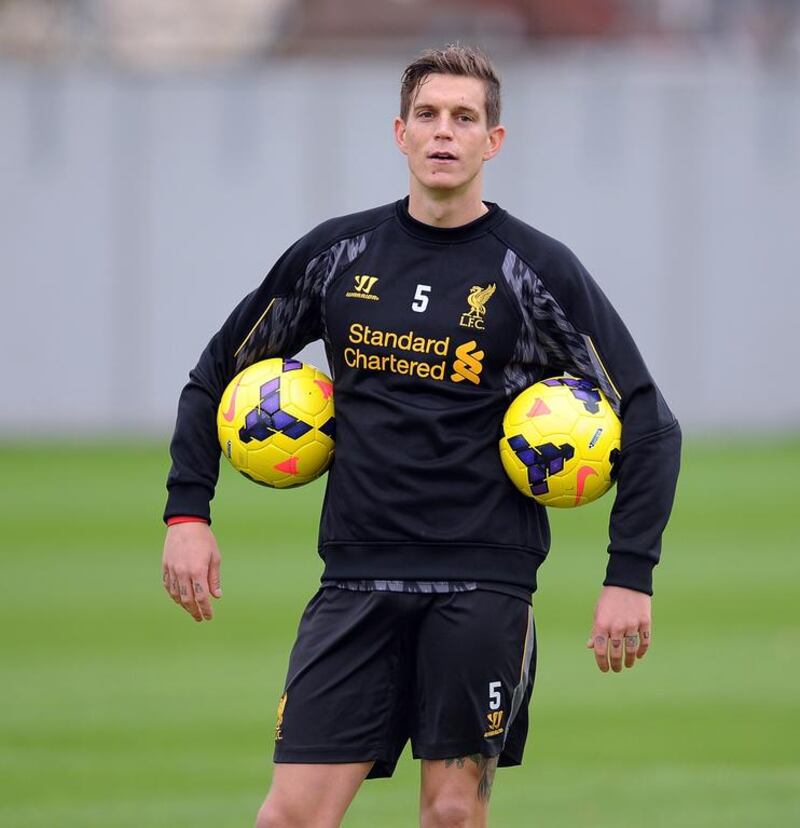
[413,102,481,116]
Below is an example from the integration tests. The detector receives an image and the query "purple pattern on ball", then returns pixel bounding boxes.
[236,365,323,447]
[507,434,575,497]
[544,376,601,414]
[319,417,336,439]
[283,420,313,440]
[271,410,293,430]
[262,392,280,415]
[260,378,280,396]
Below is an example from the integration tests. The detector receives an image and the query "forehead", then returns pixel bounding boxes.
[410,73,486,113]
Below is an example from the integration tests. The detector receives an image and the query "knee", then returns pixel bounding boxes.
[421,794,476,828]
[255,796,303,828]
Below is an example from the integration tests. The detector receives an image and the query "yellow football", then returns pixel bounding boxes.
[500,377,621,508]
[217,358,335,488]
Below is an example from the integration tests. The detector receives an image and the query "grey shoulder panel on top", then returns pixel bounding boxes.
[233,220,382,372]
[498,245,621,414]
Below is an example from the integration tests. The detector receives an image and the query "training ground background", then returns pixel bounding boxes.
[1,438,798,827]
[2,28,799,826]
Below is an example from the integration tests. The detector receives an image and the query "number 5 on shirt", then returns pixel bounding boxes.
[412,284,431,313]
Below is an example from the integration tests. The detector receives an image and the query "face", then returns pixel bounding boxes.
[395,73,505,195]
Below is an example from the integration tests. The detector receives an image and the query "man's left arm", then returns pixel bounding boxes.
[531,242,682,672]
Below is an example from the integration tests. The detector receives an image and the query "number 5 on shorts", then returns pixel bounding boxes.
[488,680,502,710]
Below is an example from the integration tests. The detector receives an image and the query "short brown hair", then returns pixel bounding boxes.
[400,44,501,127]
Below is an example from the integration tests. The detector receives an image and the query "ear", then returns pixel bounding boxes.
[394,116,409,156]
[483,124,506,161]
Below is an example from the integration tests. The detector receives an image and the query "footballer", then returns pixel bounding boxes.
[162,45,681,828]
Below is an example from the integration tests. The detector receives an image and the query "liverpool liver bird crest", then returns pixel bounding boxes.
[460,283,496,329]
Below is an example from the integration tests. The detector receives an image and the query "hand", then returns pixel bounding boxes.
[586,585,651,673]
[162,522,222,622]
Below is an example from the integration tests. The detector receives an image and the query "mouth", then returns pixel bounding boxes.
[428,151,458,163]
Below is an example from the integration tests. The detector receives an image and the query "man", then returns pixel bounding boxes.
[162,45,681,828]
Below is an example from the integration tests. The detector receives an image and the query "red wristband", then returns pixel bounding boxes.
[166,516,209,526]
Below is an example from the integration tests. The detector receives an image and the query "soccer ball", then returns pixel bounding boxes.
[217,358,335,488]
[499,377,621,508]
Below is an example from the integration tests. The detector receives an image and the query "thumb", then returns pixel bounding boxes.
[209,555,222,599]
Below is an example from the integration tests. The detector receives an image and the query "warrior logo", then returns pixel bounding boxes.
[484,710,505,737]
[346,274,380,301]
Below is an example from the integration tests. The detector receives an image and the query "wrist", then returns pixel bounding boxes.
[604,552,655,596]
[166,515,210,527]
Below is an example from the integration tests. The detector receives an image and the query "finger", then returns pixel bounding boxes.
[208,554,222,599]
[637,627,651,659]
[177,574,202,622]
[591,632,610,672]
[193,578,213,621]
[609,630,624,673]
[168,570,182,605]
[624,631,639,669]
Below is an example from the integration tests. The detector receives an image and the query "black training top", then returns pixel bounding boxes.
[164,198,681,595]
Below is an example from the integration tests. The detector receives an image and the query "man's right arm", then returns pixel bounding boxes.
[164,238,322,526]
[161,237,322,620]
[161,206,390,620]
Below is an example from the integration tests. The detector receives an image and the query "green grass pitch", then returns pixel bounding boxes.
[1,438,798,827]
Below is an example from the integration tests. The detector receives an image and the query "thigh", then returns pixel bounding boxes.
[257,762,372,828]
[412,590,535,762]
[274,588,413,776]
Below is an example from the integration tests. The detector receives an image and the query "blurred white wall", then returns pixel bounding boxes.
[1,51,798,435]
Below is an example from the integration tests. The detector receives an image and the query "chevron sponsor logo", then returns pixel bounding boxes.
[450,340,484,385]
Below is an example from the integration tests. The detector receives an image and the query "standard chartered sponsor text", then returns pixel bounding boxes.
[345,322,450,380]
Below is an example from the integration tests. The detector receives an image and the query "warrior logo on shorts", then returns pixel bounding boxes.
[484,710,505,738]
[275,692,287,741]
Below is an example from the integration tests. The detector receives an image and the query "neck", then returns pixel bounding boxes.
[407,178,488,228]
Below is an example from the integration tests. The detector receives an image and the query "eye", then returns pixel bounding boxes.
[417,110,434,119]
[458,114,475,123]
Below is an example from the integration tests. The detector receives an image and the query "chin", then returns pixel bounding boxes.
[420,172,468,192]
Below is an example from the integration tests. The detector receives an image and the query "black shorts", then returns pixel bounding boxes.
[273,587,536,779]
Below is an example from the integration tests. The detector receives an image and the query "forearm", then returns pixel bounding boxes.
[605,417,682,594]
[165,371,223,523]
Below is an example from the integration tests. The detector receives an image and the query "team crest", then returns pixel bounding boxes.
[460,283,496,330]
[275,692,287,741]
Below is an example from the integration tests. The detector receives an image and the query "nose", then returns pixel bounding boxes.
[434,114,454,139]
